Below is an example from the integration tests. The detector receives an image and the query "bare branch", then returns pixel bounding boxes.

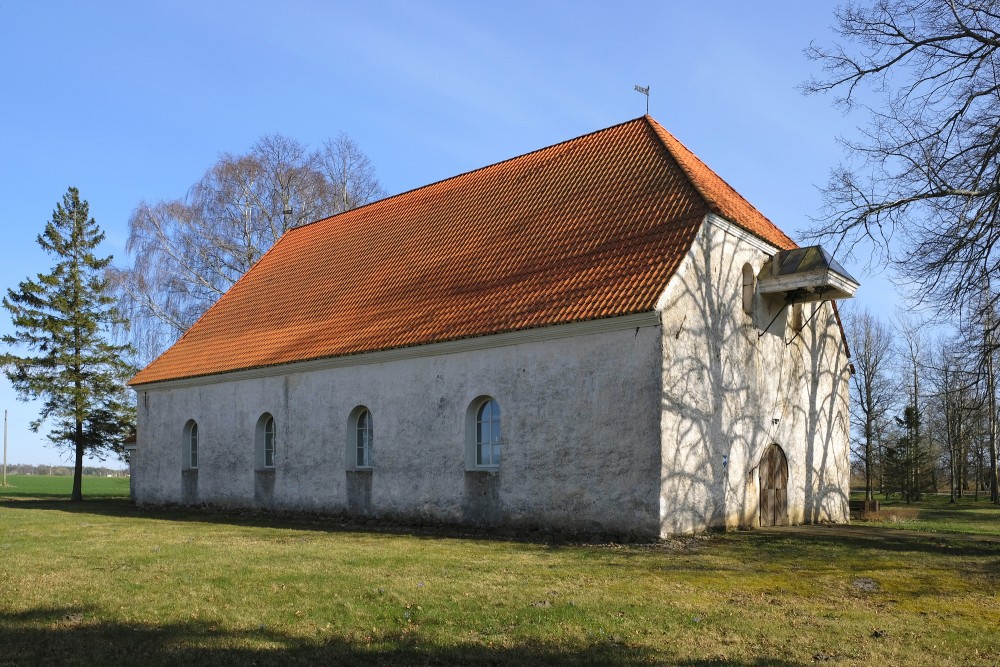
[805,0,1000,322]
[114,133,385,364]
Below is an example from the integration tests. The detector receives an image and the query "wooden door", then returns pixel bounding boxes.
[759,444,788,527]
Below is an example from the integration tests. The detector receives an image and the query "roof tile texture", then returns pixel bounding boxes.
[132,116,794,385]
[645,119,796,250]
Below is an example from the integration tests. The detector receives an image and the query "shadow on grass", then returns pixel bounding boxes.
[4,496,999,561]
[748,527,1000,559]
[0,497,648,548]
[0,606,802,667]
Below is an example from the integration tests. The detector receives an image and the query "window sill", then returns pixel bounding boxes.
[255,467,276,474]
[466,466,499,474]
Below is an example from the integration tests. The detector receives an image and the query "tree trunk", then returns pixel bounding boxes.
[947,400,956,503]
[912,362,920,502]
[958,419,965,498]
[975,450,982,501]
[71,418,84,502]
[865,390,874,501]
[988,353,999,504]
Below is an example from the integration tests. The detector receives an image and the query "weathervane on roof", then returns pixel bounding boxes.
[634,84,649,114]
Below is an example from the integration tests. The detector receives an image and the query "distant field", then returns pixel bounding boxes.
[0,474,129,499]
[0,490,997,665]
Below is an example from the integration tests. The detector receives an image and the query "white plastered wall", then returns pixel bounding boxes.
[657,214,851,536]
[131,316,665,538]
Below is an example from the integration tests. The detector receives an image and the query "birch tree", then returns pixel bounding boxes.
[112,133,384,363]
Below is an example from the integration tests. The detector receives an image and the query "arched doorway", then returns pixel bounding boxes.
[759,444,788,527]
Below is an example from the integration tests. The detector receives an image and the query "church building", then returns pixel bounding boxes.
[128,116,856,538]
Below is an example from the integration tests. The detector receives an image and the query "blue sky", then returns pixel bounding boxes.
[0,1,893,467]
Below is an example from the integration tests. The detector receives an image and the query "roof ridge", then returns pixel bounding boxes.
[642,116,719,215]
[292,116,652,233]
[641,115,796,249]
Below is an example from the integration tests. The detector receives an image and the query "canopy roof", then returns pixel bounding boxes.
[758,246,859,304]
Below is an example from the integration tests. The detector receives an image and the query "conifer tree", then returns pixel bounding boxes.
[1,188,135,501]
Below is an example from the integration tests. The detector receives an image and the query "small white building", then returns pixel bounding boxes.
[129,116,856,538]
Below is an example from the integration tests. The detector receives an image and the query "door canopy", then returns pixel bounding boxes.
[757,246,859,304]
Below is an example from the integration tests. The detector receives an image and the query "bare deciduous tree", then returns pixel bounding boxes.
[804,1,1000,327]
[112,133,385,363]
[322,133,384,213]
[931,338,978,501]
[891,314,932,501]
[964,292,1000,501]
[846,307,896,502]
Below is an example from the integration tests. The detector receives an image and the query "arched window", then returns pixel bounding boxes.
[741,263,755,316]
[255,413,275,469]
[476,399,501,467]
[183,420,198,470]
[465,396,502,470]
[356,408,373,468]
[264,416,275,467]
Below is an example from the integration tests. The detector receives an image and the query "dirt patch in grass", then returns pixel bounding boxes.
[858,507,920,524]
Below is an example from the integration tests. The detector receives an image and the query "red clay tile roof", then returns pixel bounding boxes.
[131,116,797,385]
[645,120,797,250]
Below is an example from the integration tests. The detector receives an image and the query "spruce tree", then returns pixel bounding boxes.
[1,188,135,501]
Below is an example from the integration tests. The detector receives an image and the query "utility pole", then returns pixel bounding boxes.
[3,409,8,487]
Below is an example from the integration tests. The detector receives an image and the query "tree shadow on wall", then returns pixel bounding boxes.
[658,226,850,534]
[799,303,852,524]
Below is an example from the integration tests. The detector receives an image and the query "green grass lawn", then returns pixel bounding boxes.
[852,490,1000,537]
[0,491,997,665]
[0,473,129,499]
